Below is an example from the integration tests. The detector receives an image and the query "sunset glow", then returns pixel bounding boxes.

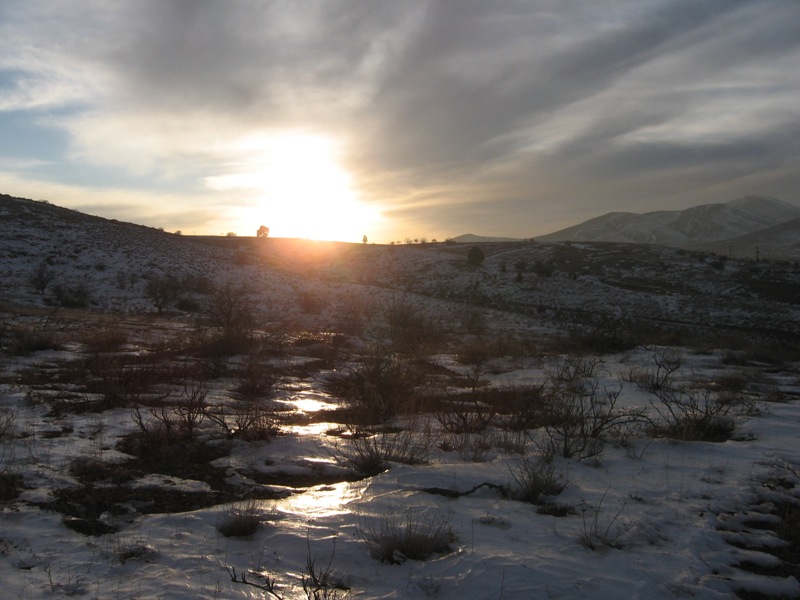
[205,132,381,241]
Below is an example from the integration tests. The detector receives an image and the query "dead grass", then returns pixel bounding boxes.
[361,509,456,564]
[217,501,263,537]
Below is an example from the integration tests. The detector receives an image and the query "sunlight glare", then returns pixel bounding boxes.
[205,132,381,241]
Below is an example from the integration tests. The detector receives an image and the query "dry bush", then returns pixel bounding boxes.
[508,454,568,504]
[453,304,487,335]
[626,350,682,392]
[53,282,91,308]
[435,394,496,435]
[563,325,639,354]
[298,289,326,314]
[493,428,528,455]
[233,357,279,401]
[5,324,60,356]
[454,335,526,366]
[333,348,423,427]
[202,281,258,355]
[492,385,549,431]
[0,472,24,501]
[542,360,647,460]
[204,403,279,441]
[0,410,22,500]
[303,541,351,599]
[437,430,493,462]
[217,500,263,537]
[649,385,737,442]
[114,539,158,564]
[334,291,374,336]
[361,509,456,564]
[145,275,180,313]
[578,490,629,551]
[337,427,430,476]
[81,354,160,409]
[380,296,437,353]
[79,328,129,353]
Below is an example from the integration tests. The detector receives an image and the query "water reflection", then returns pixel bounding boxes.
[278,390,337,413]
[278,480,365,518]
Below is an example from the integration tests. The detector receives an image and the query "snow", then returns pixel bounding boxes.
[1,193,800,599]
[1,343,799,598]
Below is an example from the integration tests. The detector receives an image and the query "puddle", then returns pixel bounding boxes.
[277,389,337,413]
[278,480,365,519]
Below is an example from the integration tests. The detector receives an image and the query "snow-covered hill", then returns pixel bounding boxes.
[536,196,800,256]
[449,233,522,244]
[691,217,800,260]
[2,193,800,344]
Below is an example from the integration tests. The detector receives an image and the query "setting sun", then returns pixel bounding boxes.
[205,132,381,241]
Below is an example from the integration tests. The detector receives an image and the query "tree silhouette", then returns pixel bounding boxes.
[257,225,270,238]
[467,246,485,266]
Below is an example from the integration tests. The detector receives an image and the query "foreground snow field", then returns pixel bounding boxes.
[1,326,799,599]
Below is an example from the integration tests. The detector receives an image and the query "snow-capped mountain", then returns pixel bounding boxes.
[536,196,800,255]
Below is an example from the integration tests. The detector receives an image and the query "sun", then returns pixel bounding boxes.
[205,131,381,241]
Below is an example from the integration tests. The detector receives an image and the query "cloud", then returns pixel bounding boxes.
[0,0,799,239]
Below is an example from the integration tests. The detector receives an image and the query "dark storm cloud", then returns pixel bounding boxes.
[351,1,757,169]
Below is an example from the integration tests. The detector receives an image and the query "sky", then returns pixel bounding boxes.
[1,1,799,243]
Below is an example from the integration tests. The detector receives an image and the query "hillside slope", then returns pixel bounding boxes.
[536,196,800,255]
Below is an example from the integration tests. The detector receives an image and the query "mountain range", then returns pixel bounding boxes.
[535,195,800,258]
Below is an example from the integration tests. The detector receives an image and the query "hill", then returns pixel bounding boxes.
[535,195,800,257]
[449,233,522,244]
[1,192,800,599]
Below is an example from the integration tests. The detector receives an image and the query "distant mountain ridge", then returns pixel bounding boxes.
[449,233,522,244]
[534,196,800,257]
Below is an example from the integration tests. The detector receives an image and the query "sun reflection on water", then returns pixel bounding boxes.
[278,480,365,519]
[278,390,337,413]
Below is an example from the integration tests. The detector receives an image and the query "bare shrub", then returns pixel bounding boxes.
[114,539,158,564]
[203,402,279,441]
[627,350,682,392]
[508,454,568,504]
[5,324,60,356]
[83,354,158,408]
[337,427,430,476]
[437,430,493,462]
[493,385,549,431]
[145,275,180,314]
[53,282,91,308]
[233,357,278,401]
[29,259,55,294]
[204,281,257,354]
[435,393,496,435]
[217,501,262,537]
[578,489,629,551]
[380,296,434,353]
[454,304,486,335]
[303,539,350,599]
[334,291,373,336]
[493,428,528,455]
[298,289,326,314]
[333,347,421,426]
[80,328,128,353]
[226,565,283,599]
[0,472,24,501]
[361,509,456,564]
[649,385,737,442]
[455,336,525,365]
[542,376,646,460]
[435,360,496,435]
